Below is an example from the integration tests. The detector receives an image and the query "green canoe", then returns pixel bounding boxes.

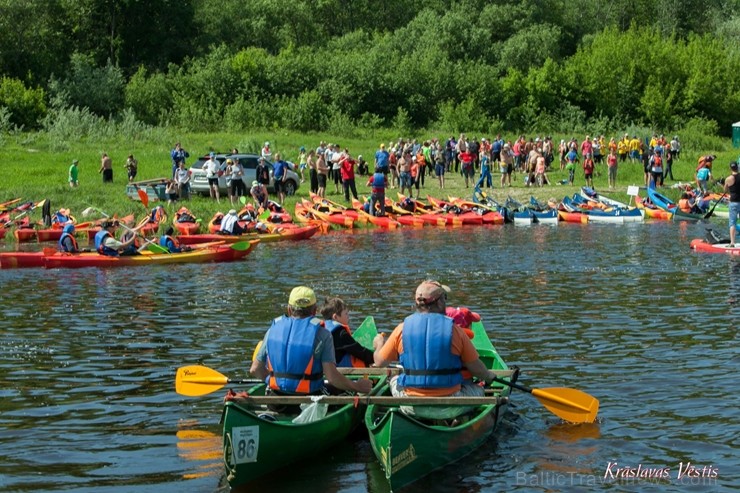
[220,316,385,488]
[364,320,513,491]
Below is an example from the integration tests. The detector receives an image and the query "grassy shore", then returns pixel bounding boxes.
[1,130,734,242]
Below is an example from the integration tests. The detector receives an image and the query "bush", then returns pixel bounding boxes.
[0,77,46,129]
[48,54,125,117]
[125,67,173,126]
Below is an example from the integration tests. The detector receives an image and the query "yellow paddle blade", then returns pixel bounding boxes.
[176,365,229,396]
[531,387,599,424]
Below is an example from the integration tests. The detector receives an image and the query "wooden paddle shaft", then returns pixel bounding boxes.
[228,394,508,406]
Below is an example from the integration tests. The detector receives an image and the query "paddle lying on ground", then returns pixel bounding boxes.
[703,193,727,219]
[175,364,597,422]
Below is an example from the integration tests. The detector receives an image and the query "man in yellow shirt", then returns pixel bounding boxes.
[629,135,641,163]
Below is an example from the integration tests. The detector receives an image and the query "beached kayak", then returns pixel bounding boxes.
[364,320,513,491]
[42,240,257,269]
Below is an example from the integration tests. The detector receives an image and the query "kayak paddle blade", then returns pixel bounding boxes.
[176,365,230,396]
[531,387,600,424]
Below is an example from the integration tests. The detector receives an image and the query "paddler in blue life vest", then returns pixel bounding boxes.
[320,297,375,368]
[371,280,499,419]
[58,224,80,253]
[94,220,144,256]
[159,226,183,253]
[249,286,373,399]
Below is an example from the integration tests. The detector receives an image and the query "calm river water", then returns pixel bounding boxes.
[1,220,737,493]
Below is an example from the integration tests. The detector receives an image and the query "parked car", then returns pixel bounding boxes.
[189,153,300,197]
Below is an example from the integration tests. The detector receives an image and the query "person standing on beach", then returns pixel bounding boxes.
[69,160,79,187]
[100,153,113,183]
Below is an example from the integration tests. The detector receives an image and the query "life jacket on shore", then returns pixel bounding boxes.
[324,320,368,368]
[398,313,463,390]
[265,316,325,394]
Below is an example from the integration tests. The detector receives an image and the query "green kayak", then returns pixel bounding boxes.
[220,316,385,488]
[364,320,514,491]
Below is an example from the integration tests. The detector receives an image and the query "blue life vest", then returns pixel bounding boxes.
[58,225,78,253]
[398,313,463,389]
[324,319,353,367]
[159,235,180,253]
[94,230,118,256]
[265,316,324,394]
[371,173,385,189]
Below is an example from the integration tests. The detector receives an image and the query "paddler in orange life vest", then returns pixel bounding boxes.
[371,280,499,419]
[320,297,375,368]
[249,286,373,397]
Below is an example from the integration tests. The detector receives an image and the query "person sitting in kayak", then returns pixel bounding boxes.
[372,280,499,419]
[320,297,375,368]
[219,209,247,235]
[94,220,142,256]
[678,192,703,214]
[52,208,73,226]
[58,224,80,253]
[249,286,372,405]
[159,226,184,253]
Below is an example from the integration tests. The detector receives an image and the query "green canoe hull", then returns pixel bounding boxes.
[220,316,381,488]
[221,387,367,487]
[364,320,512,491]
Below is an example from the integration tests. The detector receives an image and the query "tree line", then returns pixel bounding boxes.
[1,0,739,136]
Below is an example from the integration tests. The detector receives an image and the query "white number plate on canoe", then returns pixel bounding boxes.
[232,426,259,464]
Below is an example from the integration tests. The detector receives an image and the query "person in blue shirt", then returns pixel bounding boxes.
[272,153,288,205]
[374,143,390,175]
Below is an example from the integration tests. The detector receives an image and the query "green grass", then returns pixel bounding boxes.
[1,130,735,245]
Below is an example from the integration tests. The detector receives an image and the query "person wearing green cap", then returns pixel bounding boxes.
[250,286,373,401]
[69,160,79,187]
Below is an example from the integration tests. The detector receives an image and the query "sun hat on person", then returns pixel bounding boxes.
[72,159,79,165]
[265,141,270,147]
[252,180,259,187]
[300,146,306,152]
[226,159,233,164]
[415,280,450,305]
[228,209,237,215]
[209,152,215,158]
[289,286,316,308]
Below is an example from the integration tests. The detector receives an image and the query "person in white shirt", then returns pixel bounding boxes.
[231,159,246,204]
[203,152,222,202]
[261,141,272,161]
[175,161,190,199]
[219,209,246,235]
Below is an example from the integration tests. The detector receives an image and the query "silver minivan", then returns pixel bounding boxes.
[189,153,300,196]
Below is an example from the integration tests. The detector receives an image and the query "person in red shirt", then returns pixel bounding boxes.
[459,150,475,188]
[583,153,595,188]
[339,150,358,202]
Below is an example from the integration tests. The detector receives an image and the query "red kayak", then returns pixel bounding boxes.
[36,222,93,242]
[173,207,200,235]
[178,225,319,245]
[690,239,740,256]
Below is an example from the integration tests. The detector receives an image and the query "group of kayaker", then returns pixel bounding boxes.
[57,220,189,256]
[244,281,501,419]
